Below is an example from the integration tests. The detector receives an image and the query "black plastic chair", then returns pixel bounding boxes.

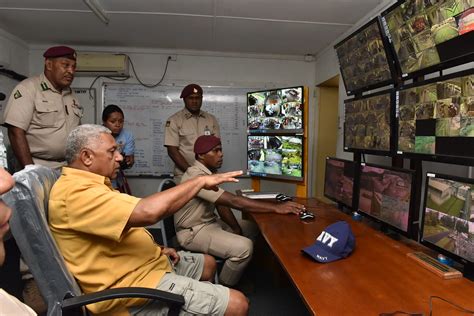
[2,165,184,316]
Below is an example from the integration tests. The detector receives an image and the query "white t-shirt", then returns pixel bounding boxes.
[0,288,36,315]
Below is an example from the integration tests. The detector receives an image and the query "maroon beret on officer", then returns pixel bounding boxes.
[180,84,203,99]
[194,135,221,155]
[43,46,77,60]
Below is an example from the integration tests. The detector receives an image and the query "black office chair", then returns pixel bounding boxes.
[2,165,184,316]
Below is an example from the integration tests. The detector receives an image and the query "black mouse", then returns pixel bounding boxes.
[276,194,293,202]
[299,210,315,220]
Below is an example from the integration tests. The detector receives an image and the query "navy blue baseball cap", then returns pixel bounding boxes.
[302,221,355,263]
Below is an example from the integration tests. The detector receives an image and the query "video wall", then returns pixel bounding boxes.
[335,17,395,95]
[383,0,474,78]
[397,70,474,159]
[324,157,357,209]
[247,86,304,134]
[358,164,414,234]
[247,135,303,181]
[344,90,393,154]
[422,174,474,263]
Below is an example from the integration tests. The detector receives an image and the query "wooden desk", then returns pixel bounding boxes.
[250,199,474,315]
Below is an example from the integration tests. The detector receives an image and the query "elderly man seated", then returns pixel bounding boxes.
[48,124,248,316]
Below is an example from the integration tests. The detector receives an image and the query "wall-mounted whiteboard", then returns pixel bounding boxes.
[103,83,250,176]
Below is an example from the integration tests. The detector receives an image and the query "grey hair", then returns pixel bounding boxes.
[65,124,111,164]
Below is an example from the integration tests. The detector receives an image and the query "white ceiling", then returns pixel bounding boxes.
[0,0,384,56]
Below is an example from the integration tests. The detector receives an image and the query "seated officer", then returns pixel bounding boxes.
[48,124,248,316]
[175,135,305,286]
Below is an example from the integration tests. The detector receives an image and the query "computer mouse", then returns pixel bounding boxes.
[276,194,293,201]
[299,210,315,220]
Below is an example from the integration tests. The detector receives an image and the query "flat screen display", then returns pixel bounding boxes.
[247,135,303,181]
[397,69,474,161]
[421,173,474,264]
[247,86,304,134]
[382,0,474,79]
[324,157,357,209]
[344,90,394,154]
[358,163,415,234]
[335,17,395,95]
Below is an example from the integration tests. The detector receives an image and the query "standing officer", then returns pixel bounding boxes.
[3,45,82,170]
[164,83,220,182]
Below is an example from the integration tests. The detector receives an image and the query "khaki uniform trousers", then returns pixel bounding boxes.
[178,218,259,286]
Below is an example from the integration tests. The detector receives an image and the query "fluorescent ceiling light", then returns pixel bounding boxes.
[83,0,109,25]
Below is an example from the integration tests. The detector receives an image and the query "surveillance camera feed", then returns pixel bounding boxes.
[248,135,303,180]
[397,71,474,159]
[324,157,356,208]
[335,18,394,94]
[422,174,474,264]
[358,164,413,233]
[383,0,474,77]
[344,91,392,153]
[247,86,304,134]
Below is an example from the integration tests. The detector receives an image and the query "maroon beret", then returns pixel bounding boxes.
[43,46,77,60]
[194,135,221,155]
[180,84,203,99]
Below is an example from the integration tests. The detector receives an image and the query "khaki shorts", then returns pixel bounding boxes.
[129,251,229,316]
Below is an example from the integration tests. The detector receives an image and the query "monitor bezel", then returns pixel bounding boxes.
[247,85,305,135]
[381,0,474,81]
[247,134,305,182]
[420,172,474,269]
[395,67,474,165]
[356,162,417,237]
[334,16,397,96]
[343,88,396,155]
[323,156,358,210]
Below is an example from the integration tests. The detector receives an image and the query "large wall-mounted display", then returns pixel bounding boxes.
[247,86,304,134]
[344,90,394,154]
[397,69,474,161]
[357,163,416,236]
[247,135,303,181]
[324,157,358,209]
[382,0,474,79]
[335,17,396,95]
[421,172,474,280]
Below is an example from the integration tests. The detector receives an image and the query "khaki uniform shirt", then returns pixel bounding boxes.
[49,167,171,315]
[164,108,220,177]
[174,161,224,231]
[3,74,82,168]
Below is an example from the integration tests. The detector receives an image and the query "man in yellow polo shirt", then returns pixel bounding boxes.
[48,124,248,316]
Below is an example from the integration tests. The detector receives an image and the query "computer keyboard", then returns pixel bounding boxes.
[407,252,462,279]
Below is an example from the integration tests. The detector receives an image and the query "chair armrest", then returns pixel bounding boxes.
[61,287,184,315]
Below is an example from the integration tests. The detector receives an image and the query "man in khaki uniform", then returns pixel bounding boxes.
[164,84,220,181]
[3,45,82,170]
[175,135,306,286]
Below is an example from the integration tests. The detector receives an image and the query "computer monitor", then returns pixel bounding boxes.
[247,86,304,134]
[421,172,474,280]
[334,16,396,95]
[247,135,304,181]
[324,157,357,210]
[344,89,395,155]
[357,163,416,236]
[382,0,474,80]
[396,68,474,163]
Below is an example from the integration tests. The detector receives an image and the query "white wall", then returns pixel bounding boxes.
[0,28,29,169]
[27,45,317,198]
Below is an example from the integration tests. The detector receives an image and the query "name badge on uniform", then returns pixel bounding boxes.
[204,126,211,136]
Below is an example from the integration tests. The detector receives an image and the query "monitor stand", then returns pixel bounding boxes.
[380,224,401,241]
[463,262,474,282]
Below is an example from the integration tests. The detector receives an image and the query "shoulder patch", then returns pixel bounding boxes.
[13,90,22,99]
[166,121,170,127]
[40,82,49,91]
